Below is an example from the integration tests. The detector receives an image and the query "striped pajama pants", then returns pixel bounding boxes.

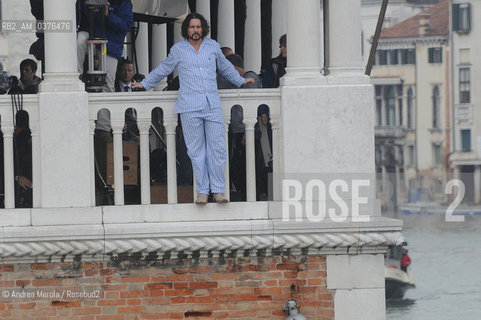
[180,108,226,194]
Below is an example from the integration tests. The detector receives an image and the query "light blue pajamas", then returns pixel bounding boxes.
[180,108,226,194]
[141,37,245,195]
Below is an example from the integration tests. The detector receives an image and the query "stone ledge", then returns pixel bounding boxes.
[0,205,403,262]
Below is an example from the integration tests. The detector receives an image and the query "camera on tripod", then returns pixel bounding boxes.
[84,0,109,92]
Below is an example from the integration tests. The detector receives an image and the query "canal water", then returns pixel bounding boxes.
[385,213,481,320]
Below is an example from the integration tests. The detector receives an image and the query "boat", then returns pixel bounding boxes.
[385,244,415,299]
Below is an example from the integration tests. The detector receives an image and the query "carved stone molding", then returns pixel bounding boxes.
[1,218,403,262]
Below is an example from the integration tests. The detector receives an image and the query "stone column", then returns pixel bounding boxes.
[152,24,168,89]
[327,0,364,75]
[280,0,383,315]
[283,0,322,84]
[196,0,211,27]
[37,0,92,207]
[217,0,235,50]
[474,165,481,204]
[135,22,150,76]
[271,0,287,57]
[174,23,183,78]
[41,0,84,91]
[244,0,262,73]
[327,255,386,320]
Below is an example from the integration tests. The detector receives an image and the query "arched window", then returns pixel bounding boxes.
[432,86,440,129]
[385,87,395,126]
[407,88,414,129]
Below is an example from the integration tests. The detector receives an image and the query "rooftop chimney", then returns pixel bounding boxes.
[419,13,430,36]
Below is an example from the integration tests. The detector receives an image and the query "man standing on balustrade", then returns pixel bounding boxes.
[132,13,254,205]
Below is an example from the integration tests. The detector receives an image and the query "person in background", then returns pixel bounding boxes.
[115,58,145,93]
[221,47,233,56]
[77,0,133,92]
[132,13,255,205]
[255,105,272,201]
[10,59,42,94]
[400,248,411,272]
[262,34,287,88]
[217,53,261,90]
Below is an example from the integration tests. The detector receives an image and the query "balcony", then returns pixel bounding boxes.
[0,89,402,264]
[1,89,281,208]
[455,103,472,122]
[375,126,406,139]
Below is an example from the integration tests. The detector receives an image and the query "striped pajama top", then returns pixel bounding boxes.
[141,38,245,114]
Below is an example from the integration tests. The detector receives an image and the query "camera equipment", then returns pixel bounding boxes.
[85,0,108,8]
[85,0,109,92]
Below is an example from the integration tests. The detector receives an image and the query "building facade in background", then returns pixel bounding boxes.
[450,0,481,203]
[371,0,450,207]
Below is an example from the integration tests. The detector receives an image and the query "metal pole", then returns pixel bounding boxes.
[365,0,389,76]
[323,0,330,75]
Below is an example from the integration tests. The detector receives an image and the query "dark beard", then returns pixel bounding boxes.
[189,33,202,41]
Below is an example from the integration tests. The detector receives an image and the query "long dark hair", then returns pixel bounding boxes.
[181,13,210,39]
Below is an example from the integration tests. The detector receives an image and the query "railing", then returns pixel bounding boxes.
[455,104,472,122]
[89,89,281,205]
[1,89,281,209]
[374,126,406,138]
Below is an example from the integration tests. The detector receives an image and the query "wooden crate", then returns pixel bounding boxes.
[151,184,193,204]
[106,142,138,186]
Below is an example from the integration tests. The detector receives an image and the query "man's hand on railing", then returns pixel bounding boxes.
[18,176,32,190]
[243,78,255,86]
[131,82,144,90]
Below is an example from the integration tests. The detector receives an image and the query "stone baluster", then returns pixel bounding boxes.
[164,119,178,204]
[138,120,151,205]
[111,120,125,205]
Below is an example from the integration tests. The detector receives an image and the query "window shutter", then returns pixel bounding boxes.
[452,4,460,31]
[467,4,471,31]
[428,48,433,63]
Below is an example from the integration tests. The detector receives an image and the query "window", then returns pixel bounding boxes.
[428,47,443,63]
[432,86,441,129]
[407,88,414,129]
[461,129,471,151]
[400,50,408,64]
[390,50,399,65]
[378,50,388,65]
[433,145,442,166]
[459,68,470,103]
[385,87,395,126]
[408,145,415,167]
[453,3,471,33]
[407,49,416,64]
